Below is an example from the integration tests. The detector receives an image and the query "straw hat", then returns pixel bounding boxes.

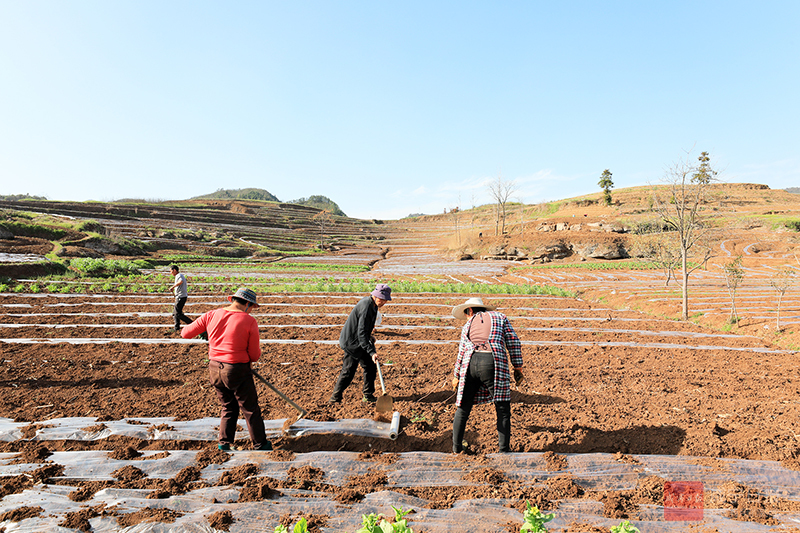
[452,297,496,320]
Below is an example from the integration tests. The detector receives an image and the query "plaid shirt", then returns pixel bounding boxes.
[453,311,523,406]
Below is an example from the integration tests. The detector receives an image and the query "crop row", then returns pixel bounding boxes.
[0,278,575,297]
[277,503,638,533]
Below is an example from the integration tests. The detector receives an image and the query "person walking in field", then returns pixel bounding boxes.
[451,297,524,454]
[169,265,193,332]
[181,287,272,451]
[329,283,392,404]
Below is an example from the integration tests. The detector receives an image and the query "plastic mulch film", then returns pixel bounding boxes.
[2,446,800,531]
[0,417,395,442]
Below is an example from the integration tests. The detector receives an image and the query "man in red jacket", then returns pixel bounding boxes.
[182,287,271,451]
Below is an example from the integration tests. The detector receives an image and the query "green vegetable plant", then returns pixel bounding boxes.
[610,520,640,533]
[356,506,414,533]
[274,517,308,533]
[520,501,554,532]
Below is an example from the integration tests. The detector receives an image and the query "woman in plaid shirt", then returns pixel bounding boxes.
[451,297,524,453]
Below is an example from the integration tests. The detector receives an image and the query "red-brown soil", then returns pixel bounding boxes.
[3,291,800,529]
[2,293,797,462]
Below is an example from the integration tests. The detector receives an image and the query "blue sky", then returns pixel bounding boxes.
[1,1,798,219]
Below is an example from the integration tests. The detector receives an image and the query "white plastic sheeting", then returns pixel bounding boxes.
[0,417,395,443]
[1,448,800,532]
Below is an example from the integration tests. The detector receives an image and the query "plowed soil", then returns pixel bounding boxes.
[2,293,798,463]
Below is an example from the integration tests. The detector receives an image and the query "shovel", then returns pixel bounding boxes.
[375,363,393,413]
[251,368,308,430]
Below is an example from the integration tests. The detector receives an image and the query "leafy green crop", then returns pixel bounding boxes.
[68,258,151,278]
[176,261,370,272]
[356,506,414,533]
[520,502,554,533]
[610,520,640,533]
[274,517,307,533]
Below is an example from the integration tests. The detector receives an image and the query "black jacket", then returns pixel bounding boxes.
[339,295,378,355]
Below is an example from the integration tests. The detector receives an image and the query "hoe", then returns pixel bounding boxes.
[251,368,308,431]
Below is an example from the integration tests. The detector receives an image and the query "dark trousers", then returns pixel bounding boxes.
[209,361,268,447]
[173,297,192,329]
[330,347,377,400]
[452,351,511,453]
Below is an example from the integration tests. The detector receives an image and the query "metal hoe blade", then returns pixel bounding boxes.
[375,363,393,413]
[251,368,308,430]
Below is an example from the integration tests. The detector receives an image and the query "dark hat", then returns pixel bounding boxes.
[371,283,392,301]
[228,287,259,308]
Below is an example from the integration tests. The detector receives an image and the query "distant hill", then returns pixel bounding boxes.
[190,188,347,216]
[289,195,346,216]
[785,187,800,194]
[191,188,280,202]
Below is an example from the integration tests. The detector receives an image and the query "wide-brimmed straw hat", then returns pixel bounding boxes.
[452,297,496,320]
[228,287,259,308]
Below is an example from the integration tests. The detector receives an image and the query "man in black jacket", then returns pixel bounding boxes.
[329,283,392,403]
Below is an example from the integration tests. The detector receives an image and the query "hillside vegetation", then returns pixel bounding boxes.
[189,188,346,216]
[190,187,280,202]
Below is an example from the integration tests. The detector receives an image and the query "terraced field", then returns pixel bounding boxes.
[3,193,800,531]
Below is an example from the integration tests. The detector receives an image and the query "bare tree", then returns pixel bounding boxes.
[312,210,334,247]
[470,193,477,230]
[651,150,718,320]
[487,175,518,235]
[771,267,795,331]
[632,233,680,287]
[449,200,462,248]
[722,256,744,324]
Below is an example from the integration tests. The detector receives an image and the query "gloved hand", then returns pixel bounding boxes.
[513,368,524,386]
[452,377,459,390]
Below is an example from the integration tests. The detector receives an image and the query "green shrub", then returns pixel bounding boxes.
[785,220,800,231]
[74,220,105,233]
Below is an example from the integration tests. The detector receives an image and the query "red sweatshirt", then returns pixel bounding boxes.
[181,308,261,364]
